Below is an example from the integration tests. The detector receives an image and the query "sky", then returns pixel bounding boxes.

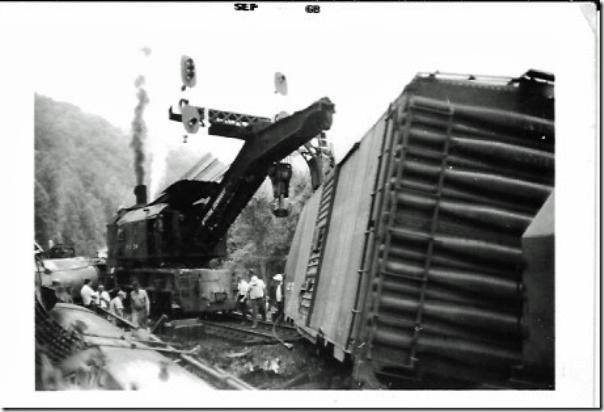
[10,2,597,198]
[0,1,599,408]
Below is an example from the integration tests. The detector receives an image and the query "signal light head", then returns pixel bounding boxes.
[180,55,197,89]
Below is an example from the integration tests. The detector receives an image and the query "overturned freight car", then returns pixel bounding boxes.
[284,70,554,389]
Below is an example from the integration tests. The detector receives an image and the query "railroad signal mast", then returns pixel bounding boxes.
[171,55,334,216]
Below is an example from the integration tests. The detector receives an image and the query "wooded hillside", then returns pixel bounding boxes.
[35,94,136,255]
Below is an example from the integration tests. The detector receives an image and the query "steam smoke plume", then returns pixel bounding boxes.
[131,74,149,185]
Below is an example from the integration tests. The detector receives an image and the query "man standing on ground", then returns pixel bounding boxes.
[98,285,111,312]
[80,279,98,310]
[109,290,126,325]
[247,272,267,328]
[270,274,285,324]
[236,276,250,323]
[130,281,150,328]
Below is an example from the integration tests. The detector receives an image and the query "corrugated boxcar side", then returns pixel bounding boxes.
[352,73,554,388]
[286,71,554,388]
[303,115,388,360]
[284,187,323,324]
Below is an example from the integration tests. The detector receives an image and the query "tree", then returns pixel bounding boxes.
[223,168,313,281]
[34,94,135,255]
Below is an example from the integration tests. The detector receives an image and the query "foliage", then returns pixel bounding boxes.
[34,94,136,256]
[223,168,313,282]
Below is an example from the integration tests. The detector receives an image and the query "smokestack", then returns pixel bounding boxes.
[134,185,148,206]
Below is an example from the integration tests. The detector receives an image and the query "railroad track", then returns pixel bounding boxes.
[166,316,303,346]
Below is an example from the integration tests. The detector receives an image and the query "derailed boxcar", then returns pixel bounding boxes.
[284,70,554,389]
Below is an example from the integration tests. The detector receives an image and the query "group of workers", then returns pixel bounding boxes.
[51,269,282,330]
[52,278,151,328]
[236,269,285,328]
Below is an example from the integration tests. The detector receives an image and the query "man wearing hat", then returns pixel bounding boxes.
[269,274,285,323]
[109,290,127,325]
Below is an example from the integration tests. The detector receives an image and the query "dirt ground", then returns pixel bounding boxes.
[157,329,355,390]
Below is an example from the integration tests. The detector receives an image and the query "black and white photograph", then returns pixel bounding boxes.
[0,1,599,408]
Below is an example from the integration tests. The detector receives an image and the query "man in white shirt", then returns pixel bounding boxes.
[130,281,150,328]
[247,272,267,328]
[98,285,111,311]
[80,279,98,309]
[236,276,250,323]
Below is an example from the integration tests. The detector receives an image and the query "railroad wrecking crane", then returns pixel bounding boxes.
[107,58,335,317]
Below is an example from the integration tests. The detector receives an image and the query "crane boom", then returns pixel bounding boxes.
[105,56,335,316]
[109,97,335,268]
[192,97,335,254]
